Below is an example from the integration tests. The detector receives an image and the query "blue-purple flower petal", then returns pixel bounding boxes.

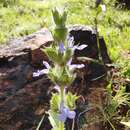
[68,64,85,70]
[68,37,74,48]
[67,110,76,119]
[59,107,76,122]
[68,36,87,51]
[33,69,49,77]
[67,58,85,70]
[59,108,68,122]
[75,44,88,50]
[59,43,65,54]
[43,61,50,69]
[33,61,50,77]
[67,58,72,66]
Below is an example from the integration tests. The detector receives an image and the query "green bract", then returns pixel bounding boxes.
[52,7,67,43]
[50,93,60,112]
[43,46,62,64]
[64,48,73,64]
[48,110,62,130]
[43,45,73,66]
[66,92,79,110]
[48,66,74,86]
[53,28,67,43]
[52,7,67,28]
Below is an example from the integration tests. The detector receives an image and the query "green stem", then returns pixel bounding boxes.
[95,10,102,63]
[71,119,75,130]
[60,86,64,104]
[59,86,65,130]
[60,121,65,130]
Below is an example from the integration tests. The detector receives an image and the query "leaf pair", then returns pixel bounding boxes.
[66,92,79,110]
[48,66,74,86]
[43,45,72,66]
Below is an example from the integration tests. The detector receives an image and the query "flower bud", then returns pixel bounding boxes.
[52,7,68,43]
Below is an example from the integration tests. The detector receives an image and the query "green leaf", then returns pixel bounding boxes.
[52,8,61,26]
[53,27,67,42]
[59,67,74,86]
[48,65,62,84]
[52,7,68,42]
[48,110,60,128]
[61,10,67,27]
[66,92,79,110]
[43,46,59,63]
[50,93,60,112]
[52,7,67,27]
[48,66,74,86]
[48,110,65,130]
[63,48,73,64]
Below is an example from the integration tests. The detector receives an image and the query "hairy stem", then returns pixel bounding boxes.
[60,86,65,105]
[60,121,65,130]
[60,86,65,130]
[71,118,75,130]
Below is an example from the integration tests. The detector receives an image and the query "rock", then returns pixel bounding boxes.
[0,28,53,130]
[69,25,111,63]
[0,28,53,57]
[69,25,111,84]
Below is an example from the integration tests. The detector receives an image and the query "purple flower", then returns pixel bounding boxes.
[68,37,88,51]
[67,36,74,48]
[59,107,76,122]
[68,64,85,70]
[33,61,50,77]
[58,37,87,54]
[43,61,50,69]
[67,58,85,71]
[59,42,65,54]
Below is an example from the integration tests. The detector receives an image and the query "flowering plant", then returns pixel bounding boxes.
[34,7,87,130]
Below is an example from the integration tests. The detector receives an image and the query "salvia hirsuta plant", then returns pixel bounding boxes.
[33,7,87,130]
